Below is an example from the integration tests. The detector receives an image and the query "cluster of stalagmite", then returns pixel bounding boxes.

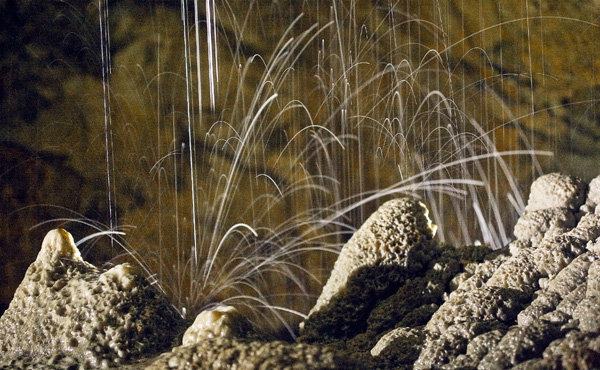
[298,172,600,369]
[2,173,600,369]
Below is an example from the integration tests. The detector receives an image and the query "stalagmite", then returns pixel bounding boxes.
[3,173,600,369]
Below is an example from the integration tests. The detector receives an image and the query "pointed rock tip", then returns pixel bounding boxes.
[36,228,82,265]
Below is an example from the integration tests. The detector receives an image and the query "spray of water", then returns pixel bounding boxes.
[44,0,600,338]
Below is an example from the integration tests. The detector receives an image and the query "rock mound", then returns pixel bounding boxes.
[3,173,600,369]
[147,338,357,370]
[299,198,437,342]
[300,173,600,369]
[0,229,186,368]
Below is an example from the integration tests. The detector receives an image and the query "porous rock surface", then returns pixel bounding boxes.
[181,305,257,345]
[299,198,438,342]
[299,172,600,369]
[147,338,357,370]
[4,172,600,369]
[0,228,187,368]
[409,173,600,369]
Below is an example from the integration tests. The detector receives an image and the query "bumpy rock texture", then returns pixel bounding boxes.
[181,305,258,345]
[147,338,357,370]
[299,198,438,342]
[298,172,600,369]
[0,229,187,368]
[4,172,600,369]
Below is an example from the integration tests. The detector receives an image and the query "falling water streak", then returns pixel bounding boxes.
[203,223,259,289]
[206,0,218,110]
[193,1,203,126]
[86,3,597,328]
[181,0,200,266]
[524,1,537,183]
[324,149,553,223]
[173,115,183,314]
[351,1,365,223]
[156,32,163,281]
[98,0,116,250]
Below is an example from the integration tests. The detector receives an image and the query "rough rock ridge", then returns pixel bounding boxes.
[0,229,187,368]
[299,172,600,369]
[299,198,438,342]
[3,173,600,369]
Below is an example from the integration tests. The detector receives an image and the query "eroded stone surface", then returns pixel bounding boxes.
[513,207,575,243]
[299,198,437,342]
[146,337,358,370]
[525,173,587,212]
[394,172,600,369]
[371,326,424,358]
[4,172,600,369]
[182,305,257,345]
[0,229,186,368]
[587,175,600,207]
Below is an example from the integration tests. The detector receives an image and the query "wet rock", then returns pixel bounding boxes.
[549,283,588,322]
[486,247,541,295]
[524,173,587,212]
[465,329,505,362]
[371,326,425,362]
[342,243,498,368]
[182,306,258,345]
[532,234,588,278]
[0,229,186,368]
[587,175,600,207]
[513,207,576,243]
[517,291,562,327]
[478,319,561,370]
[4,173,600,369]
[540,330,600,369]
[585,259,600,297]
[365,243,478,336]
[423,287,528,340]
[449,249,509,293]
[299,198,437,342]
[404,172,600,369]
[146,337,358,370]
[416,321,508,369]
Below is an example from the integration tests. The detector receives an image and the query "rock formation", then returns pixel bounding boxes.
[3,173,600,369]
[0,229,186,368]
